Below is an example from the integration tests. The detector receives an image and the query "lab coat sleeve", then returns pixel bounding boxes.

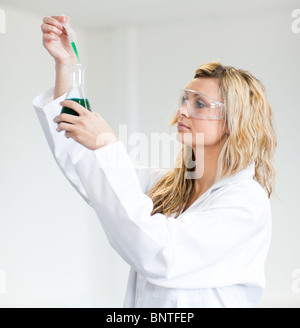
[71,140,271,289]
[33,88,93,206]
[33,88,169,206]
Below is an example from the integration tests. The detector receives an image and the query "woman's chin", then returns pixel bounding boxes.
[176,131,193,146]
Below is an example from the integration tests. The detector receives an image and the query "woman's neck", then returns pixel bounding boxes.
[192,141,225,198]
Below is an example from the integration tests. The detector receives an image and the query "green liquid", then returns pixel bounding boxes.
[71,42,80,63]
[61,98,91,116]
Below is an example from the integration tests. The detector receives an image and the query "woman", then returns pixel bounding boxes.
[33,15,277,308]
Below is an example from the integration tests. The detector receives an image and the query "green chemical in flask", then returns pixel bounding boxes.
[61,63,92,116]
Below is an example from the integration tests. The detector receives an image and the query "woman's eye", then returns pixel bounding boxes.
[196,101,206,109]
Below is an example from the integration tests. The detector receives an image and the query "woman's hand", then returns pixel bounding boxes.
[54,100,118,150]
[41,15,77,65]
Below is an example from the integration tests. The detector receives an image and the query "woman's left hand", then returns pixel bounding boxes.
[54,100,118,150]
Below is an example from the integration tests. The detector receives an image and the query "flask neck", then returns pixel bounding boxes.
[70,68,85,87]
[66,64,87,100]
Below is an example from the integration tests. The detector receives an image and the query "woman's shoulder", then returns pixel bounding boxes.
[206,177,271,220]
[211,162,269,204]
[229,178,269,199]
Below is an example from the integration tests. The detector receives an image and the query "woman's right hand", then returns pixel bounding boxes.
[41,15,77,65]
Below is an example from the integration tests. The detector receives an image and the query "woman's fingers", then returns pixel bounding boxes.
[52,15,68,24]
[54,100,91,133]
[42,15,76,40]
[43,33,60,42]
[56,121,77,132]
[54,113,80,125]
[60,100,88,116]
[43,16,63,29]
[64,131,74,139]
[41,23,62,36]
[41,17,63,42]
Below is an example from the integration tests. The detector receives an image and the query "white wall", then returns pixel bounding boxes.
[0,2,299,308]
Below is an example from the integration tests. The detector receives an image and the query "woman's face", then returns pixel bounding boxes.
[176,77,228,149]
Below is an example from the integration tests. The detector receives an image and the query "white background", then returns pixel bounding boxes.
[0,0,299,308]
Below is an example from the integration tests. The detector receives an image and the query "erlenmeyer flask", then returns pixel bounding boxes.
[61,63,91,116]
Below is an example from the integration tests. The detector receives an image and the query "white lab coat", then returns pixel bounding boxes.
[33,88,272,308]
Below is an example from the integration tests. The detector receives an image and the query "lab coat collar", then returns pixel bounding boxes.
[211,162,256,192]
[184,162,256,213]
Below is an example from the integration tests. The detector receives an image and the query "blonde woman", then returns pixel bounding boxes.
[33,15,276,308]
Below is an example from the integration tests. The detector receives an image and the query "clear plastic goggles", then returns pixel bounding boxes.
[178,89,225,120]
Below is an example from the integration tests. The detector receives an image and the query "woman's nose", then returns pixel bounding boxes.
[178,100,191,117]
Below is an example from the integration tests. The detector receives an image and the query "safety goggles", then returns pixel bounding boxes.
[178,89,225,120]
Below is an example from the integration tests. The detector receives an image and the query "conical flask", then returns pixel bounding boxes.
[61,63,91,116]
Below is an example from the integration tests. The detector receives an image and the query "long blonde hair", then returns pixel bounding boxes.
[148,62,277,217]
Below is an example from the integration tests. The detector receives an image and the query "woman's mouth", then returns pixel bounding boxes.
[177,122,191,130]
